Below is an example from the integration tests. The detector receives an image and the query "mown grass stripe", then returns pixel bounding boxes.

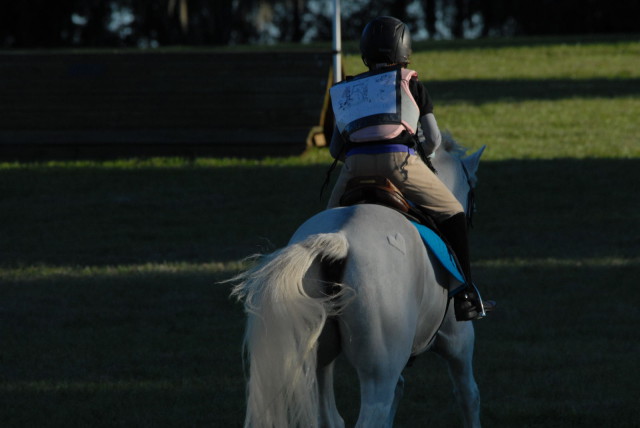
[475,257,640,268]
[1,257,636,283]
[0,261,249,281]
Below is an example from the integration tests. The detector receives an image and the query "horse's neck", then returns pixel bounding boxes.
[433,149,468,208]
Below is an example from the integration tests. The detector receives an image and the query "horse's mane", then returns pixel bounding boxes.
[439,131,479,186]
[441,131,468,158]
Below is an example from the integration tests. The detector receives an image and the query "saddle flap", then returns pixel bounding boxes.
[339,176,411,213]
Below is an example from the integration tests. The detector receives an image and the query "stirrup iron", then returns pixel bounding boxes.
[470,282,487,319]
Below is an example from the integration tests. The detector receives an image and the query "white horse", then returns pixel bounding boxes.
[230,137,486,428]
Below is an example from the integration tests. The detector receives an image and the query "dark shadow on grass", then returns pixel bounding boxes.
[0,268,247,427]
[431,78,640,104]
[0,159,638,266]
[0,164,333,266]
[471,158,640,260]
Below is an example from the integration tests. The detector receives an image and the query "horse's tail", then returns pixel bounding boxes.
[230,232,350,428]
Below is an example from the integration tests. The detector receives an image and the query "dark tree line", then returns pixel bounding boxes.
[1,0,638,48]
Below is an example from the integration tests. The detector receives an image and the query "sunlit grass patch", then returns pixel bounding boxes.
[475,256,640,268]
[416,41,640,80]
[438,97,640,159]
[345,38,640,80]
[0,261,248,283]
[0,379,184,393]
[0,148,334,170]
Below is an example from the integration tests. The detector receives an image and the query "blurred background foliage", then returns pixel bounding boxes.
[1,0,638,49]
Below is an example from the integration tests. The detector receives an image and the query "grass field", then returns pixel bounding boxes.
[1,35,639,427]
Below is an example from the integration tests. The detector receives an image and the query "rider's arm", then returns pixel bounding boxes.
[412,80,442,156]
[420,113,442,156]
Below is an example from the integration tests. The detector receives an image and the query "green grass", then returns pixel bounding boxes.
[0,263,246,427]
[346,35,640,160]
[1,35,639,427]
[346,38,640,80]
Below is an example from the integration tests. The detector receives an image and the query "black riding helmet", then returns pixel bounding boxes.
[360,16,412,68]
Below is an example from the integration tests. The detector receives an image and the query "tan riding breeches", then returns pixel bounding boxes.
[327,152,463,223]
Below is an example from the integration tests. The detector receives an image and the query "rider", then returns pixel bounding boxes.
[326,16,494,321]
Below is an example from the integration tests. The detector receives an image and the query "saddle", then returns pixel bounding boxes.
[339,175,439,231]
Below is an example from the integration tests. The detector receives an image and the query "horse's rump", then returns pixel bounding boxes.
[292,205,450,363]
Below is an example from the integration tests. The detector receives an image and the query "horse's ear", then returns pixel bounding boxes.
[462,145,486,174]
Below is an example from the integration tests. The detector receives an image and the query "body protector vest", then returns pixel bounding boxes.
[330,67,421,143]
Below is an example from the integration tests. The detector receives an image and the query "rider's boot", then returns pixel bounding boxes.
[438,213,495,321]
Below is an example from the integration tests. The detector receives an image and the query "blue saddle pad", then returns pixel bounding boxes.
[410,221,465,284]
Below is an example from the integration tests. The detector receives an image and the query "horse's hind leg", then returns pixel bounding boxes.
[349,340,411,427]
[317,318,344,428]
[356,371,406,428]
[432,316,481,428]
[341,325,411,427]
[317,361,344,428]
[340,285,416,426]
[389,375,405,424]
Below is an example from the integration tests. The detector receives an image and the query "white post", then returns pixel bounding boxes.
[332,0,342,83]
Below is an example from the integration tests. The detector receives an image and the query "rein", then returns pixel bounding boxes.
[460,162,476,228]
[320,142,347,200]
